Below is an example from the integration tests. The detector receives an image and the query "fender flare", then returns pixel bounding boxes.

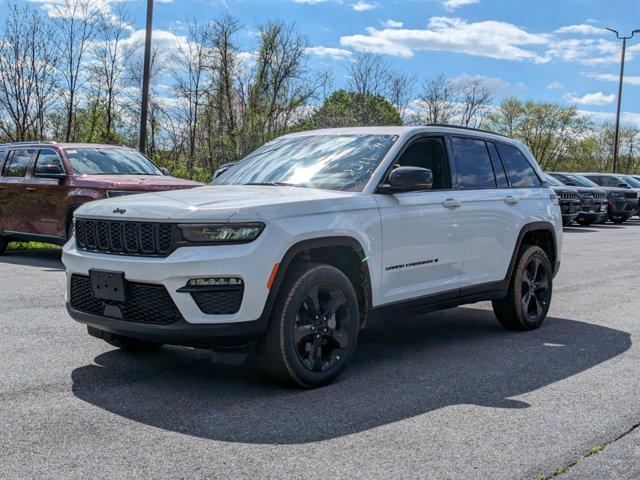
[257,236,373,326]
[504,221,558,285]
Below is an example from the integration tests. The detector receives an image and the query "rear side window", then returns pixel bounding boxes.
[4,149,34,177]
[496,143,541,188]
[450,137,496,189]
[486,142,509,188]
[34,149,64,174]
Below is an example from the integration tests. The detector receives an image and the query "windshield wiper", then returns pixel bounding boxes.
[244,182,299,187]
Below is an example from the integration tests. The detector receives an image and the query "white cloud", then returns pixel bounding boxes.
[563,91,615,105]
[554,24,604,35]
[547,81,563,90]
[545,37,628,65]
[578,110,640,127]
[450,73,511,97]
[340,16,550,62]
[380,19,403,28]
[586,72,640,86]
[442,0,479,11]
[308,45,352,60]
[352,1,378,11]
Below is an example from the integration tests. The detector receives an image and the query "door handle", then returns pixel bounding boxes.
[442,198,462,209]
[504,195,519,205]
[25,187,37,192]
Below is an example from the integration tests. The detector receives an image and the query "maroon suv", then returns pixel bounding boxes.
[0,142,201,252]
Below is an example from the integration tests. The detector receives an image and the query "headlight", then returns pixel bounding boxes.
[179,223,264,243]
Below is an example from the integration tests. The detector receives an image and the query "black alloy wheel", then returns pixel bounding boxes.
[293,283,351,373]
[520,256,551,325]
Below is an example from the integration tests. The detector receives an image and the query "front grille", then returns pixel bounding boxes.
[593,191,606,201]
[76,219,174,256]
[191,286,244,315]
[70,274,183,325]
[558,191,579,201]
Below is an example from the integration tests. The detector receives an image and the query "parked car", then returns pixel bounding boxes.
[580,173,640,223]
[619,175,640,217]
[543,174,580,226]
[544,172,607,226]
[0,142,202,253]
[64,126,562,387]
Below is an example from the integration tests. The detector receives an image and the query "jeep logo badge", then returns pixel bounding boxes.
[113,208,127,215]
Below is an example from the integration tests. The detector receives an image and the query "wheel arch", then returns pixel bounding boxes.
[259,236,373,328]
[506,221,559,283]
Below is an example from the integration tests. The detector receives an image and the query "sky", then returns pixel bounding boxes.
[5,0,640,125]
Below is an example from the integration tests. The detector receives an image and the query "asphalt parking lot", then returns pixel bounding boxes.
[1,222,640,480]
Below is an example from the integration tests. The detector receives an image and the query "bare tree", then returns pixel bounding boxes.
[387,72,415,120]
[458,77,493,128]
[51,0,98,141]
[416,74,457,125]
[345,50,390,97]
[91,0,134,142]
[0,3,58,141]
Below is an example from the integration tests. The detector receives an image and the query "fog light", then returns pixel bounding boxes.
[187,277,243,287]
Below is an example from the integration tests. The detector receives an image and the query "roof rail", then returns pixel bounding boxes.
[0,140,58,148]
[425,124,511,139]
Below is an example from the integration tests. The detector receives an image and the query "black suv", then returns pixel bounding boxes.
[580,173,639,223]
[543,174,580,226]
[545,172,607,226]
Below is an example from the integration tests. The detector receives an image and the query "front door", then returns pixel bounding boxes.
[374,136,466,305]
[22,148,68,238]
[0,149,36,234]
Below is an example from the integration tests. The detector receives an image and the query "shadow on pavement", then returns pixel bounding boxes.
[1,248,63,271]
[563,227,598,234]
[71,307,630,445]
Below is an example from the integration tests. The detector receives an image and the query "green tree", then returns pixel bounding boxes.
[296,89,403,130]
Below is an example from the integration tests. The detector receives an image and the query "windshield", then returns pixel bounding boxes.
[565,174,599,187]
[213,134,398,192]
[622,175,640,188]
[544,173,564,186]
[65,148,162,175]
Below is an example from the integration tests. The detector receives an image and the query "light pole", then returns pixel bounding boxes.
[605,27,639,173]
[139,0,154,154]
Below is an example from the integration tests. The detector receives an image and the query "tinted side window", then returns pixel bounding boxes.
[394,137,451,190]
[551,174,573,186]
[34,149,64,174]
[0,150,10,175]
[450,137,496,189]
[486,142,509,188]
[4,149,34,177]
[583,175,601,186]
[496,143,541,188]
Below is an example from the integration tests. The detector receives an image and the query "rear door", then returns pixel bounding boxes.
[449,136,521,289]
[375,135,466,305]
[0,149,36,234]
[22,148,68,238]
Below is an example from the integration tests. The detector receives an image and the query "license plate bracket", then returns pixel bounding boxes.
[89,269,127,302]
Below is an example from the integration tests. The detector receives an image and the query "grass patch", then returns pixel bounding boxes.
[8,241,59,251]
[586,444,605,456]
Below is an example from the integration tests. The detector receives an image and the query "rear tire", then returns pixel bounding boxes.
[492,245,552,331]
[256,262,359,388]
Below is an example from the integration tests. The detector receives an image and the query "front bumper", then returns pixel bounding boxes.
[68,304,266,348]
[62,237,279,326]
[609,200,638,217]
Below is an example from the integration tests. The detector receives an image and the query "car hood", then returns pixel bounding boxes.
[74,184,366,222]
[73,174,202,190]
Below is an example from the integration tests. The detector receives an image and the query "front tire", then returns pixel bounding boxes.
[0,237,7,255]
[610,215,628,224]
[256,262,359,388]
[577,218,593,226]
[492,245,552,331]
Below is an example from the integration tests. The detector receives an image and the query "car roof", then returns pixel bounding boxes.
[0,141,133,150]
[281,125,523,146]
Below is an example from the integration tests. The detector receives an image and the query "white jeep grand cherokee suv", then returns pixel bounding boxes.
[63,126,562,387]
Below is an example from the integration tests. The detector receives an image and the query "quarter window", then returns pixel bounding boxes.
[450,137,496,189]
[496,143,541,188]
[4,149,34,178]
[394,137,451,190]
[34,149,64,174]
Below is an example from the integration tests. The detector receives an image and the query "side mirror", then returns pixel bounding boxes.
[160,167,170,176]
[213,162,237,179]
[35,164,66,181]
[379,166,434,193]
